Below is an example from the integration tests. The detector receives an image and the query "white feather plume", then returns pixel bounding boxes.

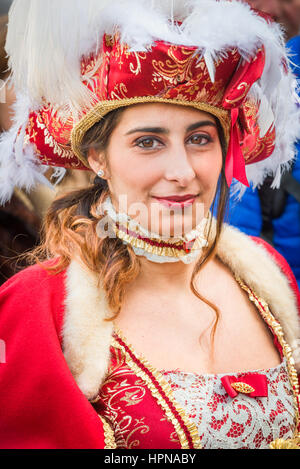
[204,51,216,83]
[6,0,112,113]
[7,0,275,112]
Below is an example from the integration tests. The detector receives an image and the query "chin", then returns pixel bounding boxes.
[153,214,199,239]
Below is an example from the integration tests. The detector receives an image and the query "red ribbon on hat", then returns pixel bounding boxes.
[222,48,266,188]
[221,373,268,398]
[225,108,250,188]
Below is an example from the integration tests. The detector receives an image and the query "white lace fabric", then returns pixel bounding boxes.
[161,358,296,449]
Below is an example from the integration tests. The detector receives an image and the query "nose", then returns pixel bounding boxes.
[164,144,196,186]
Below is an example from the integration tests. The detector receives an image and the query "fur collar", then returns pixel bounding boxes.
[63,224,300,400]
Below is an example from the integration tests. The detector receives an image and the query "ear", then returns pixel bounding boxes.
[87,148,108,177]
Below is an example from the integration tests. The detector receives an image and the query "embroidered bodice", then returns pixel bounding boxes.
[94,280,300,450]
[96,337,298,449]
[161,359,296,449]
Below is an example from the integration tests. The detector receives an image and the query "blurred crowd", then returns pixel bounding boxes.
[1,0,300,285]
[0,11,41,283]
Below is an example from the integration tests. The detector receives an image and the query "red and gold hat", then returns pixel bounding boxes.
[1,0,299,203]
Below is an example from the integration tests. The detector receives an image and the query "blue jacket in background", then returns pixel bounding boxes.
[227,36,300,288]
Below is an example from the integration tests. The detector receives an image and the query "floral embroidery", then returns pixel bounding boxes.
[96,350,151,449]
[162,359,296,449]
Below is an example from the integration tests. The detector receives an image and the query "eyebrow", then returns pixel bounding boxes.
[125,120,217,136]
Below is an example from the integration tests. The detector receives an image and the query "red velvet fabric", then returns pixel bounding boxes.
[0,264,104,449]
[96,336,185,449]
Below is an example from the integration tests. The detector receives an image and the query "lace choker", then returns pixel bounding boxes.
[101,197,209,264]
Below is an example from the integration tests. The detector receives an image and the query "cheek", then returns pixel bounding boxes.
[108,151,161,196]
[194,149,223,191]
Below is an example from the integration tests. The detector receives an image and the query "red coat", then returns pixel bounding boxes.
[0,264,107,449]
[0,237,299,449]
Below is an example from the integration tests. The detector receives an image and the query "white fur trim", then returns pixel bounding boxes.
[63,260,114,400]
[63,226,300,399]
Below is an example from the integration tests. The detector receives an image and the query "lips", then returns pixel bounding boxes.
[158,194,198,202]
[153,194,198,209]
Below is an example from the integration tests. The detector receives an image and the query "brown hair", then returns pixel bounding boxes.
[0,16,8,79]
[29,106,229,348]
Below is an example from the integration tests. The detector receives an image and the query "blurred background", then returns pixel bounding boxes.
[0,0,12,16]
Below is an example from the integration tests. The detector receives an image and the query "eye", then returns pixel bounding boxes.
[135,137,163,149]
[187,134,212,146]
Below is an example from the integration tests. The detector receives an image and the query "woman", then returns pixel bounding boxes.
[0,0,300,449]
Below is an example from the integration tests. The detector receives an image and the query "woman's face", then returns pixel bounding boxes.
[88,103,223,238]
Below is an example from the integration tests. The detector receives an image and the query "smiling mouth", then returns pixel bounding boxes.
[152,194,199,208]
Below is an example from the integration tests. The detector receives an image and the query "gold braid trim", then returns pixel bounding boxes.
[236,278,300,448]
[114,226,204,258]
[71,97,230,167]
[99,415,117,449]
[270,437,300,449]
[112,330,202,450]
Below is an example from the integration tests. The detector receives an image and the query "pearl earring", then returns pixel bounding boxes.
[97,169,105,178]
